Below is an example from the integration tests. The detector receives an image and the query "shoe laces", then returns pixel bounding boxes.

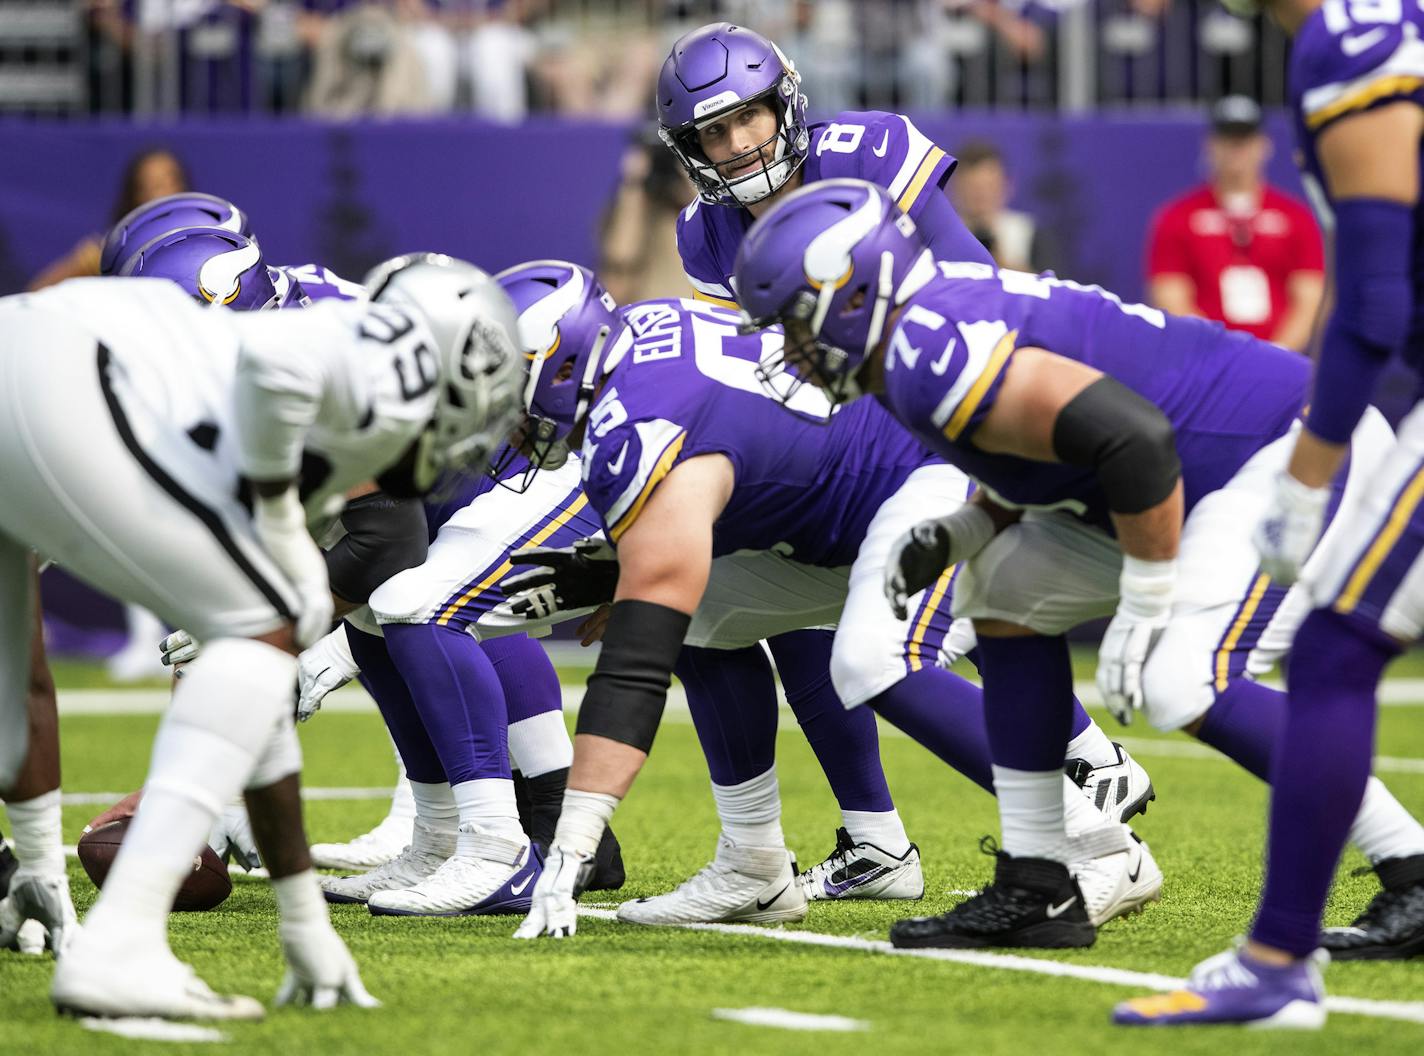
[800,828,857,883]
[1190,949,1257,992]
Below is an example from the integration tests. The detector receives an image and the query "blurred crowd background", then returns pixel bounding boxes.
[4,0,1290,119]
[2,0,1339,670]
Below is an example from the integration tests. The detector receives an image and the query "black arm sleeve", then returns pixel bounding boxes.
[575,599,691,753]
[323,492,429,604]
[1051,376,1181,515]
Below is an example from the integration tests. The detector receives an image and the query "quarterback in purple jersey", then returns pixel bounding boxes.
[658,22,993,309]
[733,178,1424,959]
[496,264,1159,941]
[1116,0,1424,1029]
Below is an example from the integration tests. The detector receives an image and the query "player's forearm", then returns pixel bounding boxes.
[1110,480,1183,562]
[1303,199,1413,448]
[1287,429,1350,491]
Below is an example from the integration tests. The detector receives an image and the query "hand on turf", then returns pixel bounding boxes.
[254,488,333,649]
[276,921,379,1010]
[501,537,619,621]
[0,896,47,955]
[513,846,592,939]
[159,629,201,667]
[1254,470,1330,587]
[1097,557,1176,725]
[297,626,360,722]
[884,505,995,620]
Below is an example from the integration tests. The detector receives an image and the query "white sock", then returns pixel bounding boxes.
[841,809,911,857]
[4,788,65,877]
[507,711,573,779]
[1065,722,1118,770]
[993,765,1068,861]
[387,768,416,823]
[1349,777,1424,863]
[711,767,784,849]
[452,778,525,850]
[409,779,458,853]
[1061,774,1106,837]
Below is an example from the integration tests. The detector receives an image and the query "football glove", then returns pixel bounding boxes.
[513,846,594,939]
[501,537,619,621]
[884,504,996,620]
[1254,470,1330,587]
[1097,556,1176,725]
[254,488,333,649]
[159,629,200,667]
[276,919,379,1010]
[297,624,360,722]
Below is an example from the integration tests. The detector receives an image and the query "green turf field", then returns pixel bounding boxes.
[2,661,1423,1054]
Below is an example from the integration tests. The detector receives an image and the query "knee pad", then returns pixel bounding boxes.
[1139,641,1214,732]
[830,630,894,710]
[248,715,303,790]
[148,638,297,814]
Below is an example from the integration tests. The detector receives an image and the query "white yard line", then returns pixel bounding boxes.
[711,1007,870,1032]
[575,908,1424,1026]
[59,787,392,806]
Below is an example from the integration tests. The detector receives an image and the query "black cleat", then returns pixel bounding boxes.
[0,838,15,901]
[891,842,1095,950]
[516,768,625,892]
[1322,854,1424,961]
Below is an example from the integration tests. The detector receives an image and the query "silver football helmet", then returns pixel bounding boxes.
[364,253,523,491]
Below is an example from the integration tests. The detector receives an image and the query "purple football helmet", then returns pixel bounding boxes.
[492,260,625,486]
[734,178,937,406]
[120,226,308,311]
[101,192,250,276]
[657,22,809,207]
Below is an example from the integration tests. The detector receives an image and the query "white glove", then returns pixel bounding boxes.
[884,504,996,620]
[297,625,360,722]
[275,919,379,1010]
[0,896,47,955]
[1254,471,1330,587]
[1097,556,1176,725]
[254,488,333,649]
[159,629,201,668]
[513,846,593,940]
[207,801,261,871]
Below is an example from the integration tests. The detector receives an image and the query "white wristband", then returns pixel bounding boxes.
[1118,555,1177,620]
[273,868,327,927]
[941,503,996,561]
[551,789,621,858]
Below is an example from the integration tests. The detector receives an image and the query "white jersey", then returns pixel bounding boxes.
[21,277,437,525]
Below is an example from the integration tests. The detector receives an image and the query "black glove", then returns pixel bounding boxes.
[884,520,953,620]
[501,537,620,619]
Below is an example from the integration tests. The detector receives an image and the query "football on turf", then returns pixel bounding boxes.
[77,817,233,912]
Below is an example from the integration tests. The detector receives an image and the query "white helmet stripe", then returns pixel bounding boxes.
[802,185,882,286]
[515,266,586,358]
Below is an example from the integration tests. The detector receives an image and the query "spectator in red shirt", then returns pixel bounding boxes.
[1146,96,1325,351]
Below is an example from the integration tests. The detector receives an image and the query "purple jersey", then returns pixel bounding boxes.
[580,298,934,565]
[880,263,1310,527]
[1291,2,1424,368]
[279,263,366,303]
[677,111,969,305]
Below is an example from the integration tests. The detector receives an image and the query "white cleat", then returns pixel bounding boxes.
[617,836,807,926]
[320,823,453,905]
[0,872,80,957]
[1067,742,1155,823]
[368,828,539,917]
[798,827,924,902]
[311,811,415,872]
[1069,823,1163,927]
[53,938,264,1021]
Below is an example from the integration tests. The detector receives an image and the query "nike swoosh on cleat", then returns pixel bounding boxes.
[756,882,792,911]
[824,865,889,898]
[511,872,533,896]
[1127,847,1143,884]
[1045,898,1077,918]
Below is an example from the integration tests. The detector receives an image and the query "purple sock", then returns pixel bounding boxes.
[868,666,993,792]
[346,625,446,784]
[965,644,1093,741]
[768,630,895,813]
[1251,609,1397,956]
[976,634,1075,772]
[382,622,511,785]
[483,634,562,724]
[1196,679,1286,780]
[677,643,778,787]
